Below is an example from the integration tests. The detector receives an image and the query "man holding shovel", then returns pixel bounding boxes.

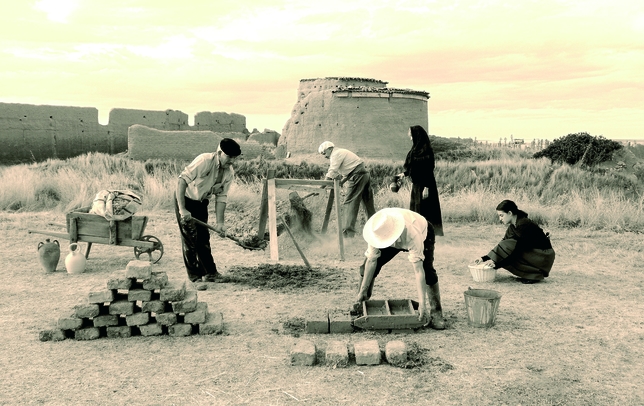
[174,138,241,283]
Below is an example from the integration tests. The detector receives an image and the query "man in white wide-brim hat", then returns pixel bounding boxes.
[357,207,446,329]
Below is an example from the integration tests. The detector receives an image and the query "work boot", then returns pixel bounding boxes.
[427,282,446,330]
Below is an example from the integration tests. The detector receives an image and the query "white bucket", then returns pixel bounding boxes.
[468,263,496,282]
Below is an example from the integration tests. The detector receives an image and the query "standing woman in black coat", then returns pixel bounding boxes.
[397,125,444,236]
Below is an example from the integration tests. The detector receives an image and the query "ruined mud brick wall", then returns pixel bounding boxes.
[193,111,246,133]
[278,77,429,159]
[106,108,191,153]
[0,102,252,164]
[128,125,276,161]
[39,260,224,341]
[0,103,108,164]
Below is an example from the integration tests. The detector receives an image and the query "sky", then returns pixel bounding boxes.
[1,0,643,141]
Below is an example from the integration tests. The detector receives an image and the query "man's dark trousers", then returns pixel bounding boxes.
[174,196,218,282]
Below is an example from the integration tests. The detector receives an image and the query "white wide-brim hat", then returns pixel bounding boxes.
[318,141,335,154]
[363,208,406,248]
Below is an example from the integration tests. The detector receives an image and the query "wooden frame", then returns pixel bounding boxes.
[258,170,345,261]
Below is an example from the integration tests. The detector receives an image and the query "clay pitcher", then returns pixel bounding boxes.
[37,238,60,273]
[65,243,86,274]
[389,175,401,193]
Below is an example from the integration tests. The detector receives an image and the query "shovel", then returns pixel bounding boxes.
[190,218,265,251]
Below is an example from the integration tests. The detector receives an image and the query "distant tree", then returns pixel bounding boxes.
[533,132,622,166]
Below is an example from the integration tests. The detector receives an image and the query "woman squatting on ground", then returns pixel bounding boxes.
[474,199,556,284]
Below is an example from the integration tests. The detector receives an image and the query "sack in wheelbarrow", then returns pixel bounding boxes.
[89,189,142,221]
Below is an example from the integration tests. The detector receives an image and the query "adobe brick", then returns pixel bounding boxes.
[305,312,329,334]
[168,323,192,337]
[74,303,100,319]
[125,260,152,279]
[156,312,178,326]
[109,300,134,316]
[184,302,208,324]
[159,281,187,302]
[385,340,408,367]
[139,323,163,336]
[354,340,381,365]
[75,327,101,340]
[199,312,224,335]
[142,272,169,290]
[329,311,354,334]
[141,300,165,314]
[107,326,131,338]
[93,314,119,327]
[128,289,152,302]
[39,329,67,342]
[126,312,150,326]
[325,340,349,367]
[290,340,316,366]
[88,287,115,304]
[58,314,83,331]
[106,271,134,290]
[171,290,198,313]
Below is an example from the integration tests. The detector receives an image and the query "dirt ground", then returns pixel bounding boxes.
[1,209,643,405]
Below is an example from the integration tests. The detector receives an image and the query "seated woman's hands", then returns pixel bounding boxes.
[473,258,495,268]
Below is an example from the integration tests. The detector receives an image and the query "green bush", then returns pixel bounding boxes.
[533,132,622,166]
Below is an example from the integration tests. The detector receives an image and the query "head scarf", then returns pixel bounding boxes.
[403,125,435,187]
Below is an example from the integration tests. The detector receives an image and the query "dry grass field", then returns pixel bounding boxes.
[2,207,643,405]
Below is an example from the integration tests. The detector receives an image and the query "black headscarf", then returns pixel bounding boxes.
[403,125,435,187]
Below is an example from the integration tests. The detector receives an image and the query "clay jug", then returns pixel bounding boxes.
[389,176,401,193]
[65,243,86,274]
[37,239,60,273]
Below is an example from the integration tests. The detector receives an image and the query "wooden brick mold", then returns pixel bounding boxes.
[39,261,224,342]
[304,299,426,335]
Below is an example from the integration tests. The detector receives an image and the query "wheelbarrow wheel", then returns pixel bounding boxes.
[134,235,164,263]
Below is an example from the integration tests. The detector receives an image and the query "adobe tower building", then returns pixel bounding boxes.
[278,77,430,159]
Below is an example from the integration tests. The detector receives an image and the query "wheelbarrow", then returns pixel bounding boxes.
[28,206,164,263]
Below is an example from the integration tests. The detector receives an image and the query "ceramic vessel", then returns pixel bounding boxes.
[389,176,401,193]
[37,238,60,273]
[65,243,86,274]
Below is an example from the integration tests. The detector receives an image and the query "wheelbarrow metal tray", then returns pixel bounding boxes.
[353,299,425,330]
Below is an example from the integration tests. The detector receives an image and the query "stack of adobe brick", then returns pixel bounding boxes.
[39,260,223,341]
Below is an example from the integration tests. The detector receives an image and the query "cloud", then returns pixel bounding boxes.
[33,0,79,23]
[126,35,196,59]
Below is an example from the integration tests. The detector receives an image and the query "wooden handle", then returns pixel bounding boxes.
[279,215,311,270]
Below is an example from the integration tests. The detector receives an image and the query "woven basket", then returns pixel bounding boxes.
[468,264,497,282]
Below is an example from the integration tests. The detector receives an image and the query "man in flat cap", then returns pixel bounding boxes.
[318,141,376,238]
[175,138,241,283]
